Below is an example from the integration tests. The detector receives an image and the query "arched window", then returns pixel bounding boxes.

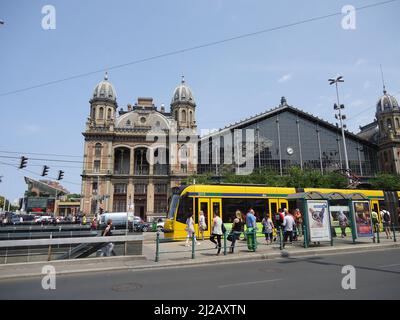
[99,107,104,119]
[94,143,102,157]
[107,108,111,120]
[181,110,187,122]
[387,118,392,129]
[189,111,193,123]
[126,120,131,127]
[396,118,400,128]
[91,107,95,118]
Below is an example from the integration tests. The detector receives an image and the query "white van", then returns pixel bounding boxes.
[99,212,135,229]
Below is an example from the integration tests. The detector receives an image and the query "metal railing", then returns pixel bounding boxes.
[0,234,143,264]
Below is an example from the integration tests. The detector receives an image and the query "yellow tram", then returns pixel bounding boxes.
[163,184,397,241]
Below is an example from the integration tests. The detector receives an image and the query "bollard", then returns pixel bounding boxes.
[47,233,53,261]
[155,231,160,262]
[253,228,257,252]
[191,233,195,259]
[392,223,397,242]
[303,225,308,248]
[223,231,227,256]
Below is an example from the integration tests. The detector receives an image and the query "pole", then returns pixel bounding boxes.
[191,232,195,259]
[257,124,261,173]
[335,82,350,174]
[223,230,227,256]
[155,230,160,262]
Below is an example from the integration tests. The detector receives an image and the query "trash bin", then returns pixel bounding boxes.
[246,227,257,251]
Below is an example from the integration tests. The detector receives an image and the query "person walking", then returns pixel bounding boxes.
[371,209,379,236]
[380,207,392,239]
[282,210,295,248]
[82,214,87,225]
[338,211,348,238]
[91,216,97,231]
[262,214,274,245]
[294,209,303,237]
[229,210,243,253]
[101,219,115,256]
[199,211,206,241]
[185,213,199,246]
[210,212,223,255]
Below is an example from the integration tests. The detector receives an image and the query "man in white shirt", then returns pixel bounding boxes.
[282,211,295,248]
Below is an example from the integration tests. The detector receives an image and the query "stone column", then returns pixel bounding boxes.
[127,178,134,213]
[146,181,154,219]
[130,148,135,175]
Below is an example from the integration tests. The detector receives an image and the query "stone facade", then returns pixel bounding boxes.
[80,75,198,220]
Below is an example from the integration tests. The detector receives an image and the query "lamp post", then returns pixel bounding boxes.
[329,76,350,177]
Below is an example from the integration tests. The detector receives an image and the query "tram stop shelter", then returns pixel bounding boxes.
[287,191,374,248]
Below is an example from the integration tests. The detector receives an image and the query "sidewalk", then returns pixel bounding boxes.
[0,234,398,280]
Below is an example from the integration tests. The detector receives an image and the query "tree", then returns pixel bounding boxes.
[370,174,400,190]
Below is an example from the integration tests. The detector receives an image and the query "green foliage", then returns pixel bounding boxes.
[183,169,399,190]
[370,174,400,190]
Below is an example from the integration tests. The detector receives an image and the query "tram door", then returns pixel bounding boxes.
[198,199,211,239]
[269,199,289,217]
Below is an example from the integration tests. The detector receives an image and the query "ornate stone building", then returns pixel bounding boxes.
[80,74,198,220]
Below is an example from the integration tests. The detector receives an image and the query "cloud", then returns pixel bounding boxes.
[277,74,292,83]
[355,58,367,67]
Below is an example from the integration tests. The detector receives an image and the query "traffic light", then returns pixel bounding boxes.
[19,156,28,169]
[41,165,50,177]
[57,170,64,181]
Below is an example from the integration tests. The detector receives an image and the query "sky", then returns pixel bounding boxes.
[0,0,399,202]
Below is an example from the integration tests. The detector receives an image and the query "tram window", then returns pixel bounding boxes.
[194,198,199,224]
[247,199,269,221]
[213,202,221,217]
[176,196,194,224]
[200,202,209,230]
[280,202,287,210]
[270,202,277,215]
[222,198,246,223]
[221,198,268,223]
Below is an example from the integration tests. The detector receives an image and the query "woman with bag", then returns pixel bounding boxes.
[229,210,243,253]
[199,211,206,241]
[185,213,199,246]
[262,214,274,245]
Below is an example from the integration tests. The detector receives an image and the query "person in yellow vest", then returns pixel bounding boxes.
[371,210,379,234]
[82,214,87,225]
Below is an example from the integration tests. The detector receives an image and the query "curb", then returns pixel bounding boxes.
[0,243,399,281]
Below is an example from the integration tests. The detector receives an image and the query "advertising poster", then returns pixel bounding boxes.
[353,201,373,237]
[307,200,331,242]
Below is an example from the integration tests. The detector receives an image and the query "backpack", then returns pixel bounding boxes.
[383,210,391,222]
[221,223,226,234]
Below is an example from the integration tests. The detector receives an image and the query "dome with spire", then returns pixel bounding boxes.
[376,89,399,115]
[171,76,196,107]
[92,72,117,102]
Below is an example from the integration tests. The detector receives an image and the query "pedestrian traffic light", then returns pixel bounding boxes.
[57,170,64,180]
[41,165,50,176]
[19,156,28,169]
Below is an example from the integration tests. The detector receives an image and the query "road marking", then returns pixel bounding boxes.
[378,263,400,268]
[218,278,283,289]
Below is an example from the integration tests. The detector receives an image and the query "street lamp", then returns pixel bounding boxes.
[329,76,350,177]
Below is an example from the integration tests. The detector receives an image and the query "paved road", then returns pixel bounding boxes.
[0,248,399,299]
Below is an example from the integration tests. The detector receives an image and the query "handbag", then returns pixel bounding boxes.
[227,233,233,241]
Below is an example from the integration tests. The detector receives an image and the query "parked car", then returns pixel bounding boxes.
[34,215,53,224]
[99,212,136,230]
[133,221,151,232]
[151,217,165,231]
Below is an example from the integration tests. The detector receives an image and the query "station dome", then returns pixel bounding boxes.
[376,89,399,115]
[171,76,196,107]
[92,72,117,102]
